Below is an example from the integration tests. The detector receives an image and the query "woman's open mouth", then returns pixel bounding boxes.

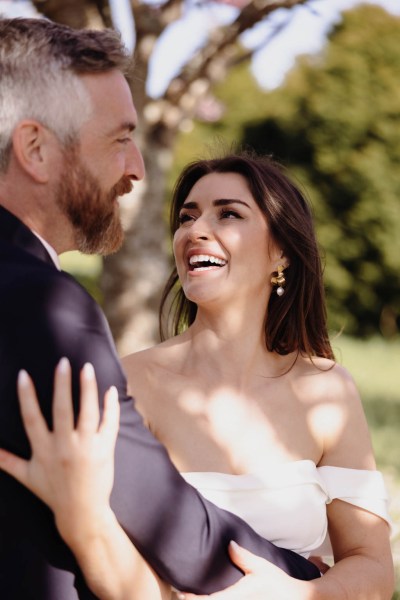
[189,254,227,272]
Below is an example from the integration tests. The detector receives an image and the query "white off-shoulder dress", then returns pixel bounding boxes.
[181,460,391,558]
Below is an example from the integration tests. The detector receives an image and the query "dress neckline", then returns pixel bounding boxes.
[182,459,316,478]
[181,460,379,481]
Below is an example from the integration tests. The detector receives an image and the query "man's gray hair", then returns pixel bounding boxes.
[0,17,131,172]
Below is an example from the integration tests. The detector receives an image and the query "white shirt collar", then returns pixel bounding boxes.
[32,230,61,270]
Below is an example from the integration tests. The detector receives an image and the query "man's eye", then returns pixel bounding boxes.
[117,138,131,145]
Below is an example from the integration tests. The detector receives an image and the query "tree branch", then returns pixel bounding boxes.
[163,0,310,104]
[93,0,114,28]
[32,0,90,28]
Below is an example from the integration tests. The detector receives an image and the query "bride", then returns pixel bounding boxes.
[0,152,394,599]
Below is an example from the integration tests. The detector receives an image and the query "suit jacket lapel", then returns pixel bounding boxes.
[0,205,56,267]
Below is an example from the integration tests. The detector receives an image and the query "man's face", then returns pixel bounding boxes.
[55,144,132,254]
[56,70,144,255]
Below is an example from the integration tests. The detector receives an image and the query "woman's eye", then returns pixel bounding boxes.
[178,213,194,224]
[220,209,241,219]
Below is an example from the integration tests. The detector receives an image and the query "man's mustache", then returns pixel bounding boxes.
[111,177,133,199]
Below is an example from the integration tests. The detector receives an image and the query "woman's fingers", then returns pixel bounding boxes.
[0,447,29,486]
[52,357,74,434]
[0,369,46,486]
[19,359,113,440]
[77,363,100,434]
[100,386,120,445]
[17,369,49,448]
[0,361,119,517]
[227,541,265,575]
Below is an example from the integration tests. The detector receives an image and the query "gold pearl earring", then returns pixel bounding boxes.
[271,265,286,296]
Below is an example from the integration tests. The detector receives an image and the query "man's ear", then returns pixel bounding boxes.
[12,120,54,183]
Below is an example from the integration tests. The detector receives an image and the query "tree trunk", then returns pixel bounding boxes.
[32,0,105,28]
[102,126,177,354]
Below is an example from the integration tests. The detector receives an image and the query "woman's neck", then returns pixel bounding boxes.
[181,306,290,387]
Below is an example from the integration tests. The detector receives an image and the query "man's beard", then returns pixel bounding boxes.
[55,147,133,255]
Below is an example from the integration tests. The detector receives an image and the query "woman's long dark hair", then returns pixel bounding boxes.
[159,151,334,360]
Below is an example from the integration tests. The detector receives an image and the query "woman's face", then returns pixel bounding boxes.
[173,171,282,308]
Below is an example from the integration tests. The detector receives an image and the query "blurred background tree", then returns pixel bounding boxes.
[240,4,400,337]
[16,0,400,344]
[30,0,311,353]
[173,3,400,339]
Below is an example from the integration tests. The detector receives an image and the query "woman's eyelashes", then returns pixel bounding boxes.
[178,212,195,225]
[220,208,242,219]
[178,208,243,225]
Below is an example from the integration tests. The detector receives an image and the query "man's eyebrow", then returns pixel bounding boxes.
[181,199,251,209]
[109,121,136,136]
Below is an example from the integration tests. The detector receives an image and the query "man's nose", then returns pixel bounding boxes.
[126,142,145,181]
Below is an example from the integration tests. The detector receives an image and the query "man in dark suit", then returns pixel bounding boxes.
[0,17,319,599]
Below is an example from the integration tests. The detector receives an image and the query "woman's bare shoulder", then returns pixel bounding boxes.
[121,335,190,429]
[295,355,358,400]
[295,357,374,469]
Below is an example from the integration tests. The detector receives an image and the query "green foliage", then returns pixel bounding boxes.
[333,335,400,478]
[241,5,400,337]
[175,5,400,338]
[60,252,103,304]
[334,335,400,596]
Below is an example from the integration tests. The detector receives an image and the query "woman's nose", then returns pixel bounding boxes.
[187,218,213,241]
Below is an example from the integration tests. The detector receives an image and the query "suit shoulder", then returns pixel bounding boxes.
[0,254,103,334]
[0,246,93,297]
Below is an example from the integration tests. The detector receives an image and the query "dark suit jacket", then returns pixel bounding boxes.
[0,206,319,599]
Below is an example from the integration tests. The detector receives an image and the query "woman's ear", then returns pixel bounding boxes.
[272,246,290,272]
[279,253,290,270]
[12,120,53,183]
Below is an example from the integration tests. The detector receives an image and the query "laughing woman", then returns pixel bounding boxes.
[121,153,394,599]
[0,152,394,599]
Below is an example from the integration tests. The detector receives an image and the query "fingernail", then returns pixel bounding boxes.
[58,357,70,373]
[108,386,118,400]
[176,594,186,600]
[229,540,239,550]
[82,362,95,379]
[17,369,30,387]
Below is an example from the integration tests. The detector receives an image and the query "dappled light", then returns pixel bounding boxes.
[308,403,345,446]
[4,0,398,594]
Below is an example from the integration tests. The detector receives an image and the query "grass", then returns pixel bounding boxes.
[332,335,400,597]
[333,336,400,479]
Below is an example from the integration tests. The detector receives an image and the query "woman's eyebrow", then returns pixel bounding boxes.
[181,199,250,209]
[213,199,251,208]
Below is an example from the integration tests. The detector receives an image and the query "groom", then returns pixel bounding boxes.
[0,17,319,599]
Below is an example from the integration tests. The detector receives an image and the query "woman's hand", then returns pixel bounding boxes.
[181,541,312,600]
[0,358,120,546]
[0,360,170,599]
